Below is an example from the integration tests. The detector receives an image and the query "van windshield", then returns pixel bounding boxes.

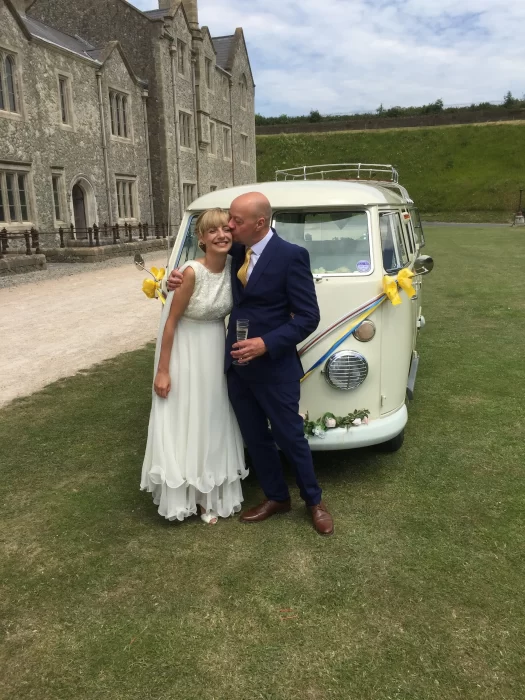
[273,211,372,275]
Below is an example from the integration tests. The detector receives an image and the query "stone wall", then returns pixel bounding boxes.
[28,0,257,226]
[0,1,149,240]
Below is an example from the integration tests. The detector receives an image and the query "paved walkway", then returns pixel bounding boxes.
[0,252,167,408]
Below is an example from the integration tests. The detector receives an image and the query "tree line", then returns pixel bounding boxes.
[255,92,525,126]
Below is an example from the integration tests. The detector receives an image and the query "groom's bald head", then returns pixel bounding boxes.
[228,192,272,246]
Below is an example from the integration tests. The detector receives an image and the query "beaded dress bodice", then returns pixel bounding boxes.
[180,258,233,321]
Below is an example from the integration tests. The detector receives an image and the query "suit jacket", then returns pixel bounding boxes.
[225,230,320,383]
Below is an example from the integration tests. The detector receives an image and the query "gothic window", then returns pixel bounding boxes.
[240,74,248,110]
[0,168,30,223]
[0,52,19,114]
[121,96,128,137]
[183,183,196,208]
[116,94,122,135]
[109,90,130,138]
[205,58,213,90]
[52,173,65,221]
[177,40,186,75]
[116,179,137,219]
[58,76,72,125]
[209,120,216,155]
[241,134,249,163]
[179,111,193,149]
[222,126,232,159]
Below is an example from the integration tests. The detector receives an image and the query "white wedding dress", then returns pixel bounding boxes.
[140,257,247,521]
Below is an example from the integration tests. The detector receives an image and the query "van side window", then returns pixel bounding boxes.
[403,214,415,256]
[380,212,409,272]
[409,208,425,248]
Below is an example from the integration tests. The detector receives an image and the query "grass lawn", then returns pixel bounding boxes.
[1,226,525,700]
[256,122,525,222]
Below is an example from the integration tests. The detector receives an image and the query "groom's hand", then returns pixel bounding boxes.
[231,338,267,362]
[167,268,184,292]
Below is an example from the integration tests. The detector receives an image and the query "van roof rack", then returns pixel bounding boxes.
[275,163,399,182]
[274,163,413,203]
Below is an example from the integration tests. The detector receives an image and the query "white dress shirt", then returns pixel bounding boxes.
[246,228,274,282]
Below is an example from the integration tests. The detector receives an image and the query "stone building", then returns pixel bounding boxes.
[0,0,256,237]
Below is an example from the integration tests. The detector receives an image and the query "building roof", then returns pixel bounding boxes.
[22,15,99,61]
[143,8,168,19]
[212,35,235,70]
[187,180,410,212]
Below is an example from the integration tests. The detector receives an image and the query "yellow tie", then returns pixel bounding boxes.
[237,247,253,287]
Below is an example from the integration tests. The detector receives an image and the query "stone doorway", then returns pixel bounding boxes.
[69,176,97,238]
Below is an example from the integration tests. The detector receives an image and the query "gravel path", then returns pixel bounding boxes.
[0,251,169,408]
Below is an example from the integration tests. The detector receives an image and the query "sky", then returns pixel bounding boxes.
[131,0,525,117]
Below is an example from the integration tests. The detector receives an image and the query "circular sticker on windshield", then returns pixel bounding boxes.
[356,260,371,273]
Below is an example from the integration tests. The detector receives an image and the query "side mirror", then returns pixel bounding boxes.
[134,252,145,270]
[414,254,434,276]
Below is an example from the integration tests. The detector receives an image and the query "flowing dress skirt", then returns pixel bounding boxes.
[141,311,247,521]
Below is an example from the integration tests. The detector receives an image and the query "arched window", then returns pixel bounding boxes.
[0,62,5,111]
[110,92,117,135]
[5,56,17,112]
[121,96,128,138]
[0,53,19,114]
[109,90,130,138]
[240,74,248,110]
[115,94,122,136]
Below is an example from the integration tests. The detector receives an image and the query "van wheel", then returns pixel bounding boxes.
[378,430,405,452]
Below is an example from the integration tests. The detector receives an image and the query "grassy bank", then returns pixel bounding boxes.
[256,122,525,222]
[1,226,525,699]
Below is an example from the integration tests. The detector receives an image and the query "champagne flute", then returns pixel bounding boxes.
[233,319,250,365]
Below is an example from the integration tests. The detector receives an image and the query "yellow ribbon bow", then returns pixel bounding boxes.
[142,267,166,304]
[382,268,416,306]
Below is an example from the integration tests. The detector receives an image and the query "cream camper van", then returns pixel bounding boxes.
[166,163,434,452]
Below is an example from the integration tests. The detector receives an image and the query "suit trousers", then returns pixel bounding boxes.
[227,368,322,506]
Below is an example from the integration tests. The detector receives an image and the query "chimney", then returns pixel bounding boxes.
[182,0,199,30]
[158,0,199,29]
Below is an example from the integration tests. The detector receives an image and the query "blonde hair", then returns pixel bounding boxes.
[195,208,229,238]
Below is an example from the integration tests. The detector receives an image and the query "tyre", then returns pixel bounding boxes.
[377,429,405,453]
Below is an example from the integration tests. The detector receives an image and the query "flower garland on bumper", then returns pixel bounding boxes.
[303,409,371,439]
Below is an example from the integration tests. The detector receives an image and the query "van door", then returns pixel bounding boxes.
[401,212,420,351]
[379,211,414,413]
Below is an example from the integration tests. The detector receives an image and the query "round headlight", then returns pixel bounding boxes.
[324,351,368,391]
[353,319,376,342]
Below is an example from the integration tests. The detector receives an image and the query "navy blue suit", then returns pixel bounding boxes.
[226,231,322,506]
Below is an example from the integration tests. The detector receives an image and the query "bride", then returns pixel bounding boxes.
[140,208,247,524]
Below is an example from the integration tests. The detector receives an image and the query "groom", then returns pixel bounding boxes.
[168,192,334,536]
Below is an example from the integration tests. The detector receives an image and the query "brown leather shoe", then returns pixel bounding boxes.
[240,499,291,523]
[309,501,334,536]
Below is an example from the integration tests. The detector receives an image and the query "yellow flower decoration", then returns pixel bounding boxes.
[142,278,158,299]
[150,267,165,282]
[141,267,167,304]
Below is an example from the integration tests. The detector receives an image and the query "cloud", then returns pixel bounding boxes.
[131,0,525,116]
